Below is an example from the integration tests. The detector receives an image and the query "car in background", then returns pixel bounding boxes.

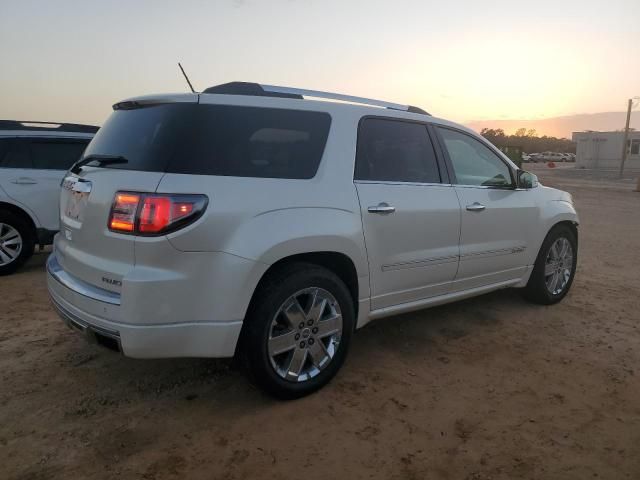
[539,152,566,163]
[0,120,98,275]
[528,153,543,163]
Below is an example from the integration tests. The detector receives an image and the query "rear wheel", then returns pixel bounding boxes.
[241,263,354,399]
[0,211,35,276]
[523,224,577,305]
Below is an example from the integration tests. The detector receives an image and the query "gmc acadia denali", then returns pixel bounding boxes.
[47,82,578,398]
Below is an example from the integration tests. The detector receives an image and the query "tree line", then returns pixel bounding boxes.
[480,128,576,154]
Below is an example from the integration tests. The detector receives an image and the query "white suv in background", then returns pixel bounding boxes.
[0,121,97,275]
[47,83,578,398]
[540,152,566,162]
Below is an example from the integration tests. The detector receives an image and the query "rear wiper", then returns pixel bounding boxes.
[70,154,128,174]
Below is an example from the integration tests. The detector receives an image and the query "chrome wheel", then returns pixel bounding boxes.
[0,223,22,266]
[268,287,343,383]
[544,237,573,295]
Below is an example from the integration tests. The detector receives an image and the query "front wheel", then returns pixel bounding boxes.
[523,224,577,305]
[241,263,354,399]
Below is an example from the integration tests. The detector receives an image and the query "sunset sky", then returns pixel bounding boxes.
[1,0,639,132]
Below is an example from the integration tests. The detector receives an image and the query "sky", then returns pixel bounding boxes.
[1,0,639,130]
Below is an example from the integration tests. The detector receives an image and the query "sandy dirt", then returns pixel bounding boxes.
[2,165,640,479]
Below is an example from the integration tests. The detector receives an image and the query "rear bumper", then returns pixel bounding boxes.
[47,253,243,358]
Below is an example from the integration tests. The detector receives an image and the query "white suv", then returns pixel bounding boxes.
[540,152,566,163]
[0,121,97,275]
[46,83,578,398]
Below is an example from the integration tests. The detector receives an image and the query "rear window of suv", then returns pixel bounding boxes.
[84,104,331,179]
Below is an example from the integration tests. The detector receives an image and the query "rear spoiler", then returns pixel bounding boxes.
[112,93,199,111]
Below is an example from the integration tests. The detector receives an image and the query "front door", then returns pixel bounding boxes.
[354,118,461,311]
[435,126,539,291]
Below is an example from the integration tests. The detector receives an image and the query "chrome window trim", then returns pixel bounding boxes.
[47,254,121,305]
[354,180,452,187]
[354,181,528,190]
[451,184,517,190]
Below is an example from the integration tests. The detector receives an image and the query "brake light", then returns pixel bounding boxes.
[138,196,171,233]
[108,192,207,235]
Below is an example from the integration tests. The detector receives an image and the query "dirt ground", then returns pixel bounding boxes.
[2,165,640,480]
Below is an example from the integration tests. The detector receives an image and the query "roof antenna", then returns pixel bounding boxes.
[178,62,196,93]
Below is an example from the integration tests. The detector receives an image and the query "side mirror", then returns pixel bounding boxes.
[517,170,538,189]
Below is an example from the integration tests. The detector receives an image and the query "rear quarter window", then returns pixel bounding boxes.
[29,139,89,170]
[0,138,90,170]
[168,105,331,179]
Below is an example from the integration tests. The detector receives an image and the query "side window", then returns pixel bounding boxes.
[0,138,9,162]
[28,139,89,170]
[0,139,32,168]
[355,118,441,183]
[437,127,513,187]
[167,106,331,179]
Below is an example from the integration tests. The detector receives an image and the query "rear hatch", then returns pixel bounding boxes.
[55,93,332,293]
[55,95,198,290]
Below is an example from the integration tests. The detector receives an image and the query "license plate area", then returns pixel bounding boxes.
[62,176,92,223]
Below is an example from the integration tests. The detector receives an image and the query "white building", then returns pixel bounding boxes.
[572,131,640,170]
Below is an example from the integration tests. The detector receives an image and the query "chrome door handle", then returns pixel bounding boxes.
[368,202,396,214]
[10,177,38,185]
[466,202,486,212]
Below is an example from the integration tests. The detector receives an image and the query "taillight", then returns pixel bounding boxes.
[108,192,207,235]
[109,193,140,232]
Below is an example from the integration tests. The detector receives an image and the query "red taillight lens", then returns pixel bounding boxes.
[109,193,140,232]
[139,196,171,233]
[108,192,207,235]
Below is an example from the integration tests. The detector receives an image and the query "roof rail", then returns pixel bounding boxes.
[0,120,99,134]
[201,82,430,115]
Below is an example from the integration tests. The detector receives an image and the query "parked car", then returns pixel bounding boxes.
[539,152,566,162]
[0,120,98,275]
[527,153,543,163]
[46,83,579,398]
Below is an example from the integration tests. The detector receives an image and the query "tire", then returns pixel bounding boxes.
[523,224,577,305]
[240,263,355,399]
[0,210,35,276]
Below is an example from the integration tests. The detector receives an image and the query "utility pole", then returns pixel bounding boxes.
[619,98,632,178]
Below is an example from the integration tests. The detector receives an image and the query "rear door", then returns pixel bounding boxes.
[0,137,89,230]
[435,126,539,291]
[355,118,461,311]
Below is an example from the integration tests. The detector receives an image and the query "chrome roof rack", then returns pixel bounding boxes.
[262,84,430,115]
[201,82,430,115]
[261,84,404,110]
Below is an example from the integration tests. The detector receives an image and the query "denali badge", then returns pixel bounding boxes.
[102,276,122,287]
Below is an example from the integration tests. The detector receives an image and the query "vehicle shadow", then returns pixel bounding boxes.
[56,286,537,415]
